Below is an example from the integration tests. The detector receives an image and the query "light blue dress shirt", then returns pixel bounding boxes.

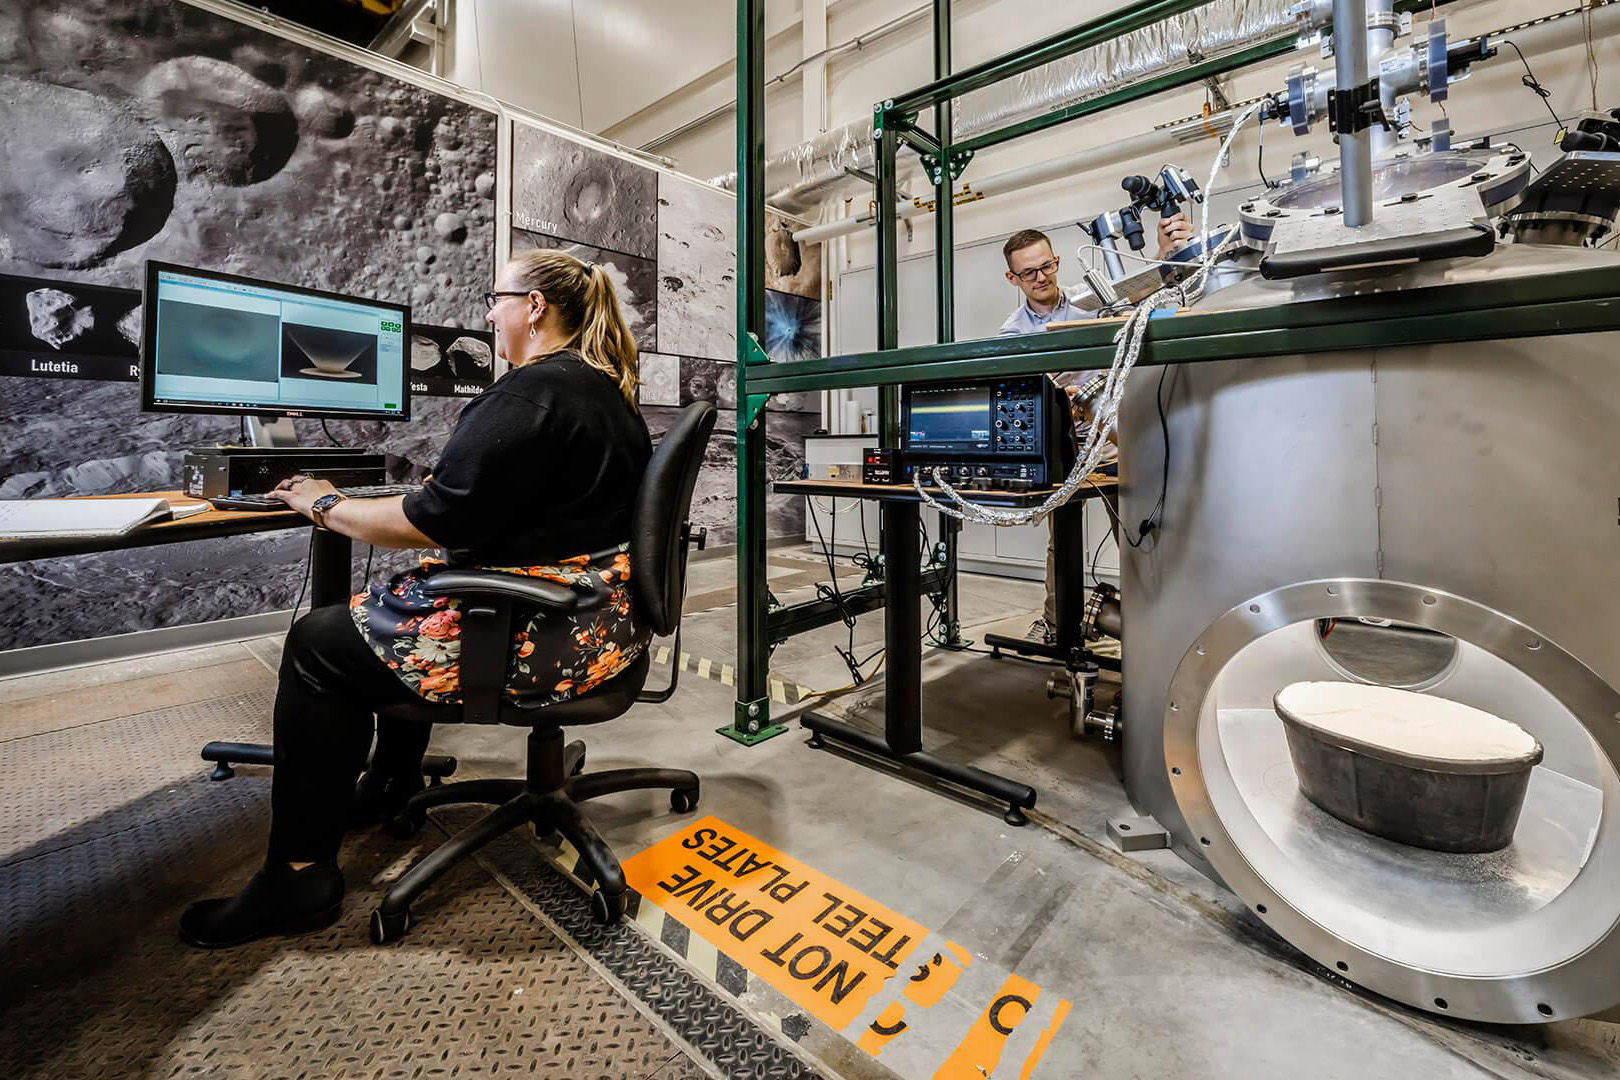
[996,289,1094,336]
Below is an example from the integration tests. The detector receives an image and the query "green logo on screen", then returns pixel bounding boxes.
[380,320,403,333]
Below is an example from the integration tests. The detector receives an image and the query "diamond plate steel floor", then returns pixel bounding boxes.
[0,685,708,1080]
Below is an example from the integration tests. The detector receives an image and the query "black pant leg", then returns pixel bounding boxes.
[267,604,419,863]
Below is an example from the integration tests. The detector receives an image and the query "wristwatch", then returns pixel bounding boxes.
[310,492,347,530]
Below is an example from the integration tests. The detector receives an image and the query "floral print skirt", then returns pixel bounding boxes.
[349,546,649,707]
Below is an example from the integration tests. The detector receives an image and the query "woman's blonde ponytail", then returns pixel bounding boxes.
[506,248,640,406]
[577,264,640,406]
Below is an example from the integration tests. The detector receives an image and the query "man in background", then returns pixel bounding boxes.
[997,217,1189,643]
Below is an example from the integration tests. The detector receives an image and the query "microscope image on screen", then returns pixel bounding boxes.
[153,300,281,382]
[281,324,378,382]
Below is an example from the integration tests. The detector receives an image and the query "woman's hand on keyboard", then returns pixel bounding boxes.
[269,475,339,520]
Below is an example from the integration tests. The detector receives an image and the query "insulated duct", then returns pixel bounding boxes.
[712,0,1309,210]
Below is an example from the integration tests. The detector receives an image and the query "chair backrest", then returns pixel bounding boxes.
[630,402,717,636]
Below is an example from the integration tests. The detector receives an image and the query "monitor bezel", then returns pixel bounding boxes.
[900,376,1048,465]
[140,259,413,423]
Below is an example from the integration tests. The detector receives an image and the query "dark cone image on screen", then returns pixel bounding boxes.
[764,289,821,364]
[153,299,280,381]
[281,323,377,382]
[512,228,657,354]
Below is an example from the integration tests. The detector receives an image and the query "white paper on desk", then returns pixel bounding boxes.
[0,498,181,539]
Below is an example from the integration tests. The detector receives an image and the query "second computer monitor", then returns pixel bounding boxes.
[141,260,410,422]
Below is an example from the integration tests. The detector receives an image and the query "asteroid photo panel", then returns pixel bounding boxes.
[0,272,142,382]
[512,123,657,260]
[409,324,495,397]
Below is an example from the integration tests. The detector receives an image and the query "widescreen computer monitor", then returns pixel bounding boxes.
[141,260,410,422]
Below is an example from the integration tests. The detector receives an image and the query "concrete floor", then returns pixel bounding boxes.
[5,545,1620,1078]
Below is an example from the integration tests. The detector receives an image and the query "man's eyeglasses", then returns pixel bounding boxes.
[1011,259,1059,283]
[483,290,529,310]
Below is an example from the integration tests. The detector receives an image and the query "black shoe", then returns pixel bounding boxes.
[349,767,426,827]
[179,861,345,949]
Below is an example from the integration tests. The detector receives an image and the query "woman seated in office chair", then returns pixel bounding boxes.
[180,250,653,948]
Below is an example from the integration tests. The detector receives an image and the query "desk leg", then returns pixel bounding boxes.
[310,527,353,608]
[938,511,962,647]
[200,527,455,783]
[1052,499,1087,666]
[802,501,1038,825]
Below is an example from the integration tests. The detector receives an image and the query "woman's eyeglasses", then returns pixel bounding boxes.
[483,290,529,310]
[1011,259,1059,283]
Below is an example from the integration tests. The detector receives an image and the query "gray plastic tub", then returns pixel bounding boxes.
[1274,688,1545,853]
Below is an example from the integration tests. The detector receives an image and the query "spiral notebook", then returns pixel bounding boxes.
[0,498,209,540]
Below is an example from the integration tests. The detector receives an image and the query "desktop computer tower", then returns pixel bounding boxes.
[183,447,387,498]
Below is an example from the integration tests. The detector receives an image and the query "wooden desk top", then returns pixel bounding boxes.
[774,474,1118,507]
[0,490,308,564]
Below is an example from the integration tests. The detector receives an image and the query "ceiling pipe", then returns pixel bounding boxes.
[790,0,1620,245]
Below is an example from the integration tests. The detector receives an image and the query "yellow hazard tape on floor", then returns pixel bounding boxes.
[622,816,1072,1076]
[649,646,815,705]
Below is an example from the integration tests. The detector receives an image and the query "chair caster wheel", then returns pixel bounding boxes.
[371,906,411,944]
[670,785,699,813]
[570,754,586,777]
[386,809,425,841]
[590,890,624,926]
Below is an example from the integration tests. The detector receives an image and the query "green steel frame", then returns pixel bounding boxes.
[728,0,1620,741]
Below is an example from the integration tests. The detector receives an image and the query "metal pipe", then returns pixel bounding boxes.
[1367,0,1399,159]
[640,3,936,154]
[1334,0,1374,226]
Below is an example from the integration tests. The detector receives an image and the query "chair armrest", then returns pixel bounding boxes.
[421,569,580,611]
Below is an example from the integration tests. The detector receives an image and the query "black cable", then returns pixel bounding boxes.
[807,498,869,685]
[319,418,342,447]
[1088,523,1112,588]
[1258,95,1279,190]
[1502,40,1566,131]
[287,529,315,630]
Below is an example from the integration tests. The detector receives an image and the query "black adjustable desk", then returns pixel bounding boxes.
[773,475,1118,824]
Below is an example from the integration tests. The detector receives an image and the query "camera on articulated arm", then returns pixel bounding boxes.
[1559,109,1620,154]
[1121,165,1202,220]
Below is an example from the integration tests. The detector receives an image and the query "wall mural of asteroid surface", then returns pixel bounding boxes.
[764,289,823,365]
[512,123,657,260]
[0,0,497,652]
[642,405,814,547]
[0,0,496,323]
[656,175,734,363]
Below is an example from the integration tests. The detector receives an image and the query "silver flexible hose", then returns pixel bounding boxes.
[913,102,1265,527]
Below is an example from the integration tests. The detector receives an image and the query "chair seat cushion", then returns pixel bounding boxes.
[377,649,652,729]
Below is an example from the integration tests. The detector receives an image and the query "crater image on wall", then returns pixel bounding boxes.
[656,175,735,363]
[765,289,822,364]
[512,228,659,355]
[512,122,657,261]
[409,324,495,398]
[765,211,821,300]
[0,0,496,330]
[0,272,143,382]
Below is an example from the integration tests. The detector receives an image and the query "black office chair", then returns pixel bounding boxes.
[368,402,717,943]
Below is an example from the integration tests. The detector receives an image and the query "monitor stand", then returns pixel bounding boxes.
[246,415,299,449]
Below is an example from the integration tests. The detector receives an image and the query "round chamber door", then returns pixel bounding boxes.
[1162,578,1620,1023]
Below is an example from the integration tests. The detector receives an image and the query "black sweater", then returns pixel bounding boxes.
[402,351,651,565]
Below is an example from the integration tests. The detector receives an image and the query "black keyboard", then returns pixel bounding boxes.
[207,484,421,512]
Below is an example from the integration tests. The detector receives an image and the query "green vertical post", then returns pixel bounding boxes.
[933,0,963,646]
[875,102,901,446]
[726,0,785,745]
[933,0,954,345]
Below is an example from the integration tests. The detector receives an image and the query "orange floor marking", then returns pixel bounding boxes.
[933,972,1044,1079]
